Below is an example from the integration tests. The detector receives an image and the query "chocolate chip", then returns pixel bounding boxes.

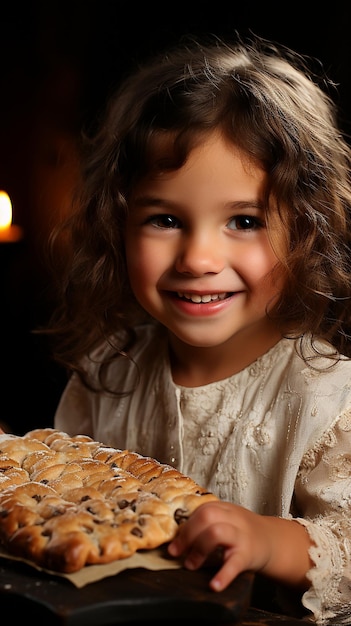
[117,498,137,510]
[174,508,188,524]
[117,499,129,509]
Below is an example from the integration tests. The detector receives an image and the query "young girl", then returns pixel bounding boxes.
[47,34,351,624]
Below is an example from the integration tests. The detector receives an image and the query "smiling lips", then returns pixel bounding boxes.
[177,292,229,303]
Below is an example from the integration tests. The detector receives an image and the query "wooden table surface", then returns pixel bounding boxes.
[239,607,304,625]
[0,555,306,625]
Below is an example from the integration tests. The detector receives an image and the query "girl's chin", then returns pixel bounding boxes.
[167,329,237,349]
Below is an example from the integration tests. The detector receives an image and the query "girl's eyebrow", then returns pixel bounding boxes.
[131,195,265,212]
[131,195,171,208]
[226,200,265,211]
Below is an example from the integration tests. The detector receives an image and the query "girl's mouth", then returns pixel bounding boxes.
[177,292,230,303]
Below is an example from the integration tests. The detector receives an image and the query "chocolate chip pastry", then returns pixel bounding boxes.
[0,428,217,573]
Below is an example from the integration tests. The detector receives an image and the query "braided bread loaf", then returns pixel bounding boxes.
[0,428,217,573]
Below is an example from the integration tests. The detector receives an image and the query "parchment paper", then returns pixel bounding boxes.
[0,545,182,588]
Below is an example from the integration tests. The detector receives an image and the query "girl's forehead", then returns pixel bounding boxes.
[133,133,271,216]
[145,129,265,175]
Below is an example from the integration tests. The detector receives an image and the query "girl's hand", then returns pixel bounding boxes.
[168,501,313,592]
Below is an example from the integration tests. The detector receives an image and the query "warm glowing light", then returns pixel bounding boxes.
[0,190,23,242]
[0,191,12,229]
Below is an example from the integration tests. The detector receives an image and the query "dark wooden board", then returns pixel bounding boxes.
[0,556,253,625]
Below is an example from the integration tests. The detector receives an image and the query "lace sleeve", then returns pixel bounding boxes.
[294,408,351,624]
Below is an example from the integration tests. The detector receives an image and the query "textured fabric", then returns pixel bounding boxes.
[54,322,351,624]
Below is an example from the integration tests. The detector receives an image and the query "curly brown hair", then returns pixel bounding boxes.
[45,33,351,389]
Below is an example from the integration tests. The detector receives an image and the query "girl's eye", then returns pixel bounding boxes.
[147,214,181,229]
[227,215,263,231]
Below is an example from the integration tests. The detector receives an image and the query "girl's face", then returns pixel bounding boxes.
[125,132,284,362]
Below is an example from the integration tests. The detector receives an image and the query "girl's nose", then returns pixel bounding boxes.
[174,233,225,276]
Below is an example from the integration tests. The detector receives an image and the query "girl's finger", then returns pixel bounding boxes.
[209,547,249,591]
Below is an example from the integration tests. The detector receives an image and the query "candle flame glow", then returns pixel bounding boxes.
[0,191,12,229]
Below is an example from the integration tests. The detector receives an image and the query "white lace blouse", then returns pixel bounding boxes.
[54,323,351,624]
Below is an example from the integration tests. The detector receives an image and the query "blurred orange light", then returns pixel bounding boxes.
[0,191,23,242]
[0,191,12,229]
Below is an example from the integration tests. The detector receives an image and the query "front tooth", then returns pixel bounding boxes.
[191,294,202,303]
[179,292,227,303]
[187,293,218,303]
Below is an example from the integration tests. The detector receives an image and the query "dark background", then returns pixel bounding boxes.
[1,0,350,435]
